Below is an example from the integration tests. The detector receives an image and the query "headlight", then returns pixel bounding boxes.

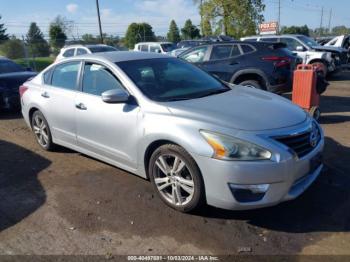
[200,131,272,161]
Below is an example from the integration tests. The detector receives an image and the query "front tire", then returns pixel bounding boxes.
[239,80,263,89]
[31,111,55,151]
[149,144,205,213]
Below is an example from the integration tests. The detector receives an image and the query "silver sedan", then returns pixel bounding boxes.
[20,51,324,212]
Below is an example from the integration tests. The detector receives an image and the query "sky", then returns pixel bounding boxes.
[0,0,349,38]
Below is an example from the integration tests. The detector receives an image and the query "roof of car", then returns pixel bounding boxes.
[243,34,304,39]
[75,51,170,63]
[63,44,113,48]
[135,42,172,45]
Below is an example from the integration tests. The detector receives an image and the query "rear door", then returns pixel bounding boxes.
[42,61,81,146]
[75,61,140,168]
[198,44,242,82]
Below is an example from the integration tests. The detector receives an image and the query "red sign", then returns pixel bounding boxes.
[259,22,278,35]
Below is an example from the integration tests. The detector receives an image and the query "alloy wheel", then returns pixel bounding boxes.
[154,154,195,206]
[33,114,49,147]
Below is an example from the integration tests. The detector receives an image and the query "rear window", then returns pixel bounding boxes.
[88,46,117,53]
[63,48,75,57]
[0,60,24,74]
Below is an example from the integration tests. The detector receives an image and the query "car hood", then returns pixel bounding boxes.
[165,86,307,131]
[312,45,347,53]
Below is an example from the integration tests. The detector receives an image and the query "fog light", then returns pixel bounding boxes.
[229,184,270,203]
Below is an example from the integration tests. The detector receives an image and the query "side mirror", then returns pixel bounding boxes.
[101,89,130,104]
[296,46,304,51]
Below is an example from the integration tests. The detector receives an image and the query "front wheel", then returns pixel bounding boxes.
[239,80,263,89]
[149,144,205,213]
[31,110,55,151]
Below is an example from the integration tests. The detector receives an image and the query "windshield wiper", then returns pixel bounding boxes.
[195,88,229,98]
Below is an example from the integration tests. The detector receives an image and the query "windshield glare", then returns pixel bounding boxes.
[0,60,25,74]
[297,36,320,47]
[116,58,229,102]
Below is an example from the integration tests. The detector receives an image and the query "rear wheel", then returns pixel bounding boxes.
[239,80,263,90]
[31,111,55,151]
[149,144,205,213]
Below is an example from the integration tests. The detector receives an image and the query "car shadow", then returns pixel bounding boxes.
[195,136,350,234]
[0,111,23,120]
[327,71,350,82]
[0,140,50,232]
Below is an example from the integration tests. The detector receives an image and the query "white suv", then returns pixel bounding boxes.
[56,44,118,61]
[241,34,346,75]
[133,42,176,54]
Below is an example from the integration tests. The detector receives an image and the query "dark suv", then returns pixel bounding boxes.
[178,41,300,93]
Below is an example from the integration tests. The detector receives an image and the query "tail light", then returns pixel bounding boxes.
[262,56,291,68]
[19,85,29,98]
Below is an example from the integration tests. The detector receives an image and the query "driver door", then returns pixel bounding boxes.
[75,61,140,169]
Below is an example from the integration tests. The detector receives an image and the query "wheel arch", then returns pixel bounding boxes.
[231,70,268,89]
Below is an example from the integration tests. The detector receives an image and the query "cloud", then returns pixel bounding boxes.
[101,8,112,18]
[66,3,78,14]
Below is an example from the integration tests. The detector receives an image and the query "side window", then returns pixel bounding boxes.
[180,46,208,63]
[240,44,255,54]
[77,48,88,55]
[51,62,80,90]
[280,38,302,51]
[140,45,149,52]
[82,62,124,96]
[210,45,232,60]
[231,44,241,57]
[43,68,53,85]
[63,48,75,58]
[149,45,159,53]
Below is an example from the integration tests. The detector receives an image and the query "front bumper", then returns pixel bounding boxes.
[192,135,324,211]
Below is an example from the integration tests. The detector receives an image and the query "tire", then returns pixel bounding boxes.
[239,80,263,89]
[31,110,55,151]
[148,144,205,213]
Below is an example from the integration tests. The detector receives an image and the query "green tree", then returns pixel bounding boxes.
[26,22,50,57]
[49,24,67,54]
[199,0,265,38]
[181,19,200,40]
[202,18,213,36]
[81,34,100,44]
[331,26,350,35]
[0,36,25,59]
[280,25,310,36]
[167,20,181,43]
[124,23,156,49]
[0,15,9,41]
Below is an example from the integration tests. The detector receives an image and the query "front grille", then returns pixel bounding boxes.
[274,129,320,158]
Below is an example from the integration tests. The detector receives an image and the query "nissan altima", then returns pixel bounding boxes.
[20,51,324,212]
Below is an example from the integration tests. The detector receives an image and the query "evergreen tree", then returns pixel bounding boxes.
[26,22,50,57]
[0,15,9,41]
[49,23,67,54]
[167,20,181,43]
[124,23,156,49]
[181,19,200,40]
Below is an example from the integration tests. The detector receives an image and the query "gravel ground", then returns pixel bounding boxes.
[0,72,349,256]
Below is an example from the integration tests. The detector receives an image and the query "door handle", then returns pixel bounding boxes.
[41,92,50,98]
[76,103,87,110]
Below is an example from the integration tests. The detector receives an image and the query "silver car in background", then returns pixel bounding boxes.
[20,51,324,212]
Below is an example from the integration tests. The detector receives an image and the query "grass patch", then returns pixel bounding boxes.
[14,57,55,72]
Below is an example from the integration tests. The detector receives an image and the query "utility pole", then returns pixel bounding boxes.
[278,0,281,34]
[319,6,324,37]
[96,0,104,43]
[328,8,332,34]
[200,0,203,35]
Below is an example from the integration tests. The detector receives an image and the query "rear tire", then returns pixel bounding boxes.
[239,80,263,90]
[311,61,328,77]
[148,144,205,213]
[31,111,55,151]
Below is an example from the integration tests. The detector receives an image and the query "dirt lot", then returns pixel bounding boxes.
[0,72,349,256]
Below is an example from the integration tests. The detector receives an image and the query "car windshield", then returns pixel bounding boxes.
[297,36,320,48]
[0,60,25,74]
[89,46,118,53]
[161,44,176,52]
[116,58,229,102]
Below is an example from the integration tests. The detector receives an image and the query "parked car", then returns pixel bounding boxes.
[201,35,235,42]
[324,35,350,64]
[241,34,348,76]
[56,44,119,61]
[171,40,212,57]
[178,41,299,93]
[134,42,176,54]
[20,51,324,212]
[0,57,37,111]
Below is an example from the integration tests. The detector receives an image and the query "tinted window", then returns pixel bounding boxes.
[51,62,80,90]
[240,44,255,54]
[116,58,229,102]
[77,48,88,55]
[296,36,319,47]
[140,45,148,52]
[260,38,278,42]
[280,38,302,51]
[88,46,117,53]
[82,63,123,96]
[180,46,208,63]
[161,44,176,52]
[150,45,160,53]
[231,45,241,56]
[0,60,24,74]
[210,45,232,60]
[63,48,75,57]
